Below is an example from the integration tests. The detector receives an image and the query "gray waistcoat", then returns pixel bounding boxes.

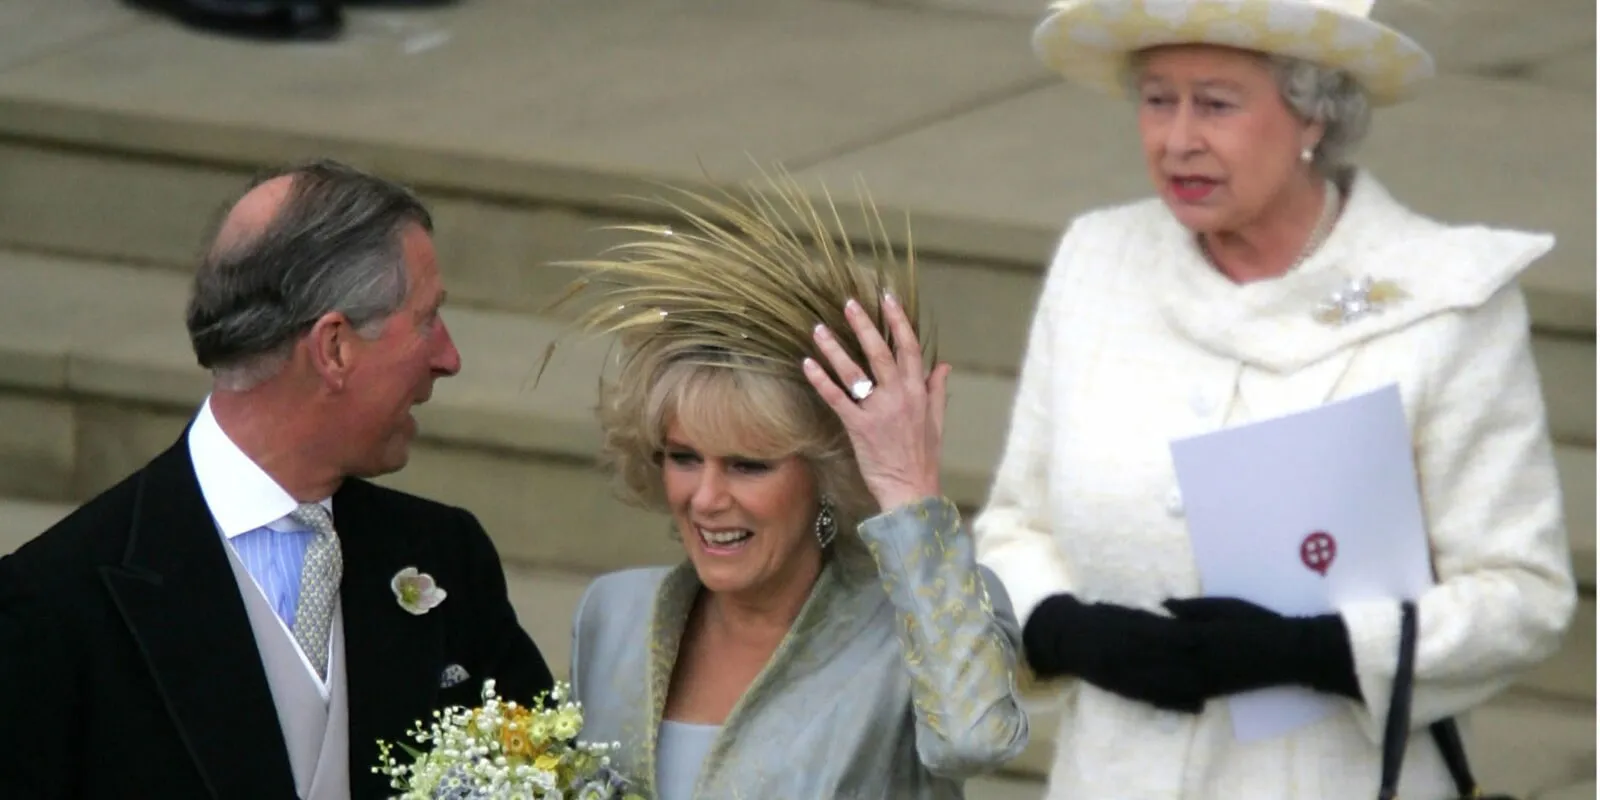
[223,541,351,800]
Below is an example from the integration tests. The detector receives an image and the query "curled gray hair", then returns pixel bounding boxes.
[185,159,433,390]
[1125,51,1373,172]
[1267,55,1371,171]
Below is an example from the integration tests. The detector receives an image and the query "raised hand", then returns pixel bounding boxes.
[802,292,950,512]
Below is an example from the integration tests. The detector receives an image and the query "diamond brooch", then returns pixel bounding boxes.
[1313,276,1407,326]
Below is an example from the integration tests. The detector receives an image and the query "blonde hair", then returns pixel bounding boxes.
[599,349,876,533]
[540,166,931,541]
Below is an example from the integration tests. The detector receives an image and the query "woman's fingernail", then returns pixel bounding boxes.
[802,357,818,371]
[813,323,829,339]
[845,298,861,313]
[882,289,897,307]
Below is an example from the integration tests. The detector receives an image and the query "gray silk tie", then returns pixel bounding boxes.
[290,503,342,682]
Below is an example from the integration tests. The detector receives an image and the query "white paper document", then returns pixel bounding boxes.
[1169,384,1435,742]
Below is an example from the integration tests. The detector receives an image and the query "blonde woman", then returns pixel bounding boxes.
[550,174,1029,798]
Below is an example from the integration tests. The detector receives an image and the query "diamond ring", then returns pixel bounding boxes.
[848,377,875,402]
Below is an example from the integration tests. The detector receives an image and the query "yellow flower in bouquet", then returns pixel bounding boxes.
[374,679,642,799]
[499,721,534,762]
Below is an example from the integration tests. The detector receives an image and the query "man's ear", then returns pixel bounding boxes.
[306,312,356,391]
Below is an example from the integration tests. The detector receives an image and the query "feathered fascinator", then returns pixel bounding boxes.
[537,165,934,386]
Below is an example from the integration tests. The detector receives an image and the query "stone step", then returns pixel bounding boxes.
[0,140,1594,448]
[0,249,1592,580]
[1463,693,1597,799]
[1539,780,1599,800]
[0,247,1588,706]
[0,494,1590,792]
[1522,587,1597,704]
[1557,445,1598,590]
[0,137,1143,383]
[964,773,1048,800]
[1,1,1588,789]
[0,0,1591,342]
[0,496,71,557]
[0,248,1017,573]
[1004,641,1597,787]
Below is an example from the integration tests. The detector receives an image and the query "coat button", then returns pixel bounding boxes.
[1165,487,1185,517]
[1188,388,1215,417]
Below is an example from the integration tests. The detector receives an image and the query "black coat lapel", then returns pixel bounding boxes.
[99,439,296,799]
[335,479,445,793]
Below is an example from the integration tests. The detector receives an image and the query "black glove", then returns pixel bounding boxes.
[1162,597,1363,702]
[1023,593,1207,713]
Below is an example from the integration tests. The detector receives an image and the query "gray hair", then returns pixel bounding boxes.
[1125,51,1373,172]
[185,159,434,390]
[1266,55,1371,171]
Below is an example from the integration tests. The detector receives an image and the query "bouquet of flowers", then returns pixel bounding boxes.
[374,679,643,800]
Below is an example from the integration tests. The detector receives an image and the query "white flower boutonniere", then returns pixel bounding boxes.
[391,567,447,615]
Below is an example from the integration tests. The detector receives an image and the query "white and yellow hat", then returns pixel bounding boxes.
[1032,0,1435,106]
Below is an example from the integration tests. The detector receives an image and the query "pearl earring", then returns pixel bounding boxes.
[1300,146,1315,164]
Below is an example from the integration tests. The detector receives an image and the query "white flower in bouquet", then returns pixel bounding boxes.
[374,680,642,800]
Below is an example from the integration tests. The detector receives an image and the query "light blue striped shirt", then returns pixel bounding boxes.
[229,524,316,629]
[186,397,334,677]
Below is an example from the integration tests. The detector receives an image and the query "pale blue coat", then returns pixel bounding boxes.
[570,497,1031,799]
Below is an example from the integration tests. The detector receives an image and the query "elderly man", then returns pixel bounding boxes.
[0,160,554,799]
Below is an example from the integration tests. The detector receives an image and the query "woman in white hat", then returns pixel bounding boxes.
[973,0,1578,797]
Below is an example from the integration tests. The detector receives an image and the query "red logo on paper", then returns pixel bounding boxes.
[1300,532,1337,577]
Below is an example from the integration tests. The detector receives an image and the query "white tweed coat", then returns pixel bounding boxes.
[972,169,1578,799]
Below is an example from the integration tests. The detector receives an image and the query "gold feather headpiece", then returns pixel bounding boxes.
[537,166,933,387]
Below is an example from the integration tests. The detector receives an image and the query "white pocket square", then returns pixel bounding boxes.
[439,663,471,689]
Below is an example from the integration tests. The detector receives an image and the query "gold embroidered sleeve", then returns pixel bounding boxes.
[857,496,1030,777]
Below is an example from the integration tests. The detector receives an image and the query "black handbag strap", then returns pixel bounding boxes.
[1430,718,1481,794]
[1378,601,1420,798]
[1379,601,1484,799]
